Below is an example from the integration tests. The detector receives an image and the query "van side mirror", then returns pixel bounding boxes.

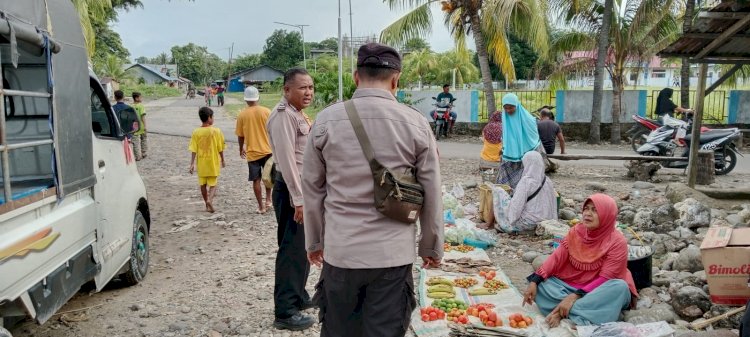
[117,107,141,135]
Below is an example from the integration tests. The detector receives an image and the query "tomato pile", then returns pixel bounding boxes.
[420,306,446,322]
[467,304,501,327]
[508,313,534,328]
[454,244,475,253]
[443,243,453,252]
[453,277,478,288]
[479,270,496,280]
[446,309,469,324]
[483,279,509,291]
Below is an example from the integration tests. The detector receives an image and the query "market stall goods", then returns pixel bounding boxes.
[454,277,479,288]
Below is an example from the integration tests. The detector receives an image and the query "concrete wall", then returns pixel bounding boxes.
[728,90,750,124]
[555,90,647,123]
[398,90,478,122]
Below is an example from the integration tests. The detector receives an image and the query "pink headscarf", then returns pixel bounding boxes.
[483,111,502,144]
[538,194,638,297]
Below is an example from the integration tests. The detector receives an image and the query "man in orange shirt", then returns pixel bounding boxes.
[236,86,273,213]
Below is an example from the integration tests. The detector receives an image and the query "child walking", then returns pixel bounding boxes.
[131,92,148,160]
[189,107,226,213]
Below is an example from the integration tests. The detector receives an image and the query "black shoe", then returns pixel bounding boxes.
[273,312,315,331]
[300,300,318,310]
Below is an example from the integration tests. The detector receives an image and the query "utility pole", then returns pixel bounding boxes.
[226,43,234,83]
[349,0,354,74]
[274,22,309,69]
[337,0,343,100]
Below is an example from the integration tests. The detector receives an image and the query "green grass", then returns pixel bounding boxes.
[120,84,181,100]
[225,91,322,120]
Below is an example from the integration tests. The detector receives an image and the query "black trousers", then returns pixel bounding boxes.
[272,176,311,318]
[314,262,416,337]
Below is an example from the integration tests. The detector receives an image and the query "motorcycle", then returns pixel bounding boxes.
[627,112,711,152]
[636,115,742,175]
[431,96,456,140]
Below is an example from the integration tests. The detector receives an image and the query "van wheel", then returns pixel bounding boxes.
[121,211,149,286]
[0,327,12,337]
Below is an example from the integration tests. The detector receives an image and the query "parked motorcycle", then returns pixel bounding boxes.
[431,96,456,140]
[636,115,742,175]
[627,112,710,152]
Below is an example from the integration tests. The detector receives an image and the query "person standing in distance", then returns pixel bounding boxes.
[303,43,443,337]
[235,86,273,214]
[266,68,315,331]
[537,108,566,155]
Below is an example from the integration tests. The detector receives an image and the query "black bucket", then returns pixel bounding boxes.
[627,254,653,290]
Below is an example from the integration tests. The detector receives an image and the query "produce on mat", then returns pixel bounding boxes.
[483,279,509,291]
[508,313,533,329]
[467,305,502,327]
[453,277,479,288]
[427,277,454,286]
[432,298,469,312]
[455,244,475,253]
[444,243,453,252]
[468,287,497,296]
[479,270,497,280]
[427,284,455,294]
[427,291,456,299]
[419,306,446,322]
[446,307,467,323]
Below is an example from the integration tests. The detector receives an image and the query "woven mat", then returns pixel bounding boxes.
[411,249,577,337]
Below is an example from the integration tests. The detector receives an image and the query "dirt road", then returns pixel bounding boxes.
[10,97,749,337]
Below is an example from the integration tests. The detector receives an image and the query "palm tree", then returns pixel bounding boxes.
[547,0,681,144]
[72,0,113,58]
[436,50,480,86]
[98,54,134,83]
[381,0,549,114]
[589,0,614,144]
[403,49,438,89]
[679,0,695,108]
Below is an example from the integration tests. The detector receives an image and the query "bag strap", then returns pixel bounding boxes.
[526,176,547,203]
[344,100,384,173]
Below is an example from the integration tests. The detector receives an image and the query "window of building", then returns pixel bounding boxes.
[651,70,666,78]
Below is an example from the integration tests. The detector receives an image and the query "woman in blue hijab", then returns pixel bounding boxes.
[496,93,546,188]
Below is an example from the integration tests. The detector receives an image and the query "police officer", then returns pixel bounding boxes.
[302,43,443,337]
[266,68,315,331]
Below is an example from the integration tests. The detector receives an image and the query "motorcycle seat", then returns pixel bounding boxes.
[684,129,737,143]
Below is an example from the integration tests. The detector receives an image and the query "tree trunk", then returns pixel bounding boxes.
[611,76,623,144]
[470,12,497,115]
[589,0,614,144]
[680,0,695,107]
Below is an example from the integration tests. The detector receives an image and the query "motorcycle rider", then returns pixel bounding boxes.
[655,88,691,121]
[436,84,457,134]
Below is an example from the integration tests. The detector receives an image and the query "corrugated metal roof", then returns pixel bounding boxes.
[660,0,750,62]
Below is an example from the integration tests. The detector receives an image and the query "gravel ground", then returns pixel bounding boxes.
[9,97,750,337]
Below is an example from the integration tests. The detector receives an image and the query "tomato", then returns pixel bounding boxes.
[524,316,532,325]
[459,315,468,324]
[486,321,496,327]
[477,305,486,312]
[488,312,498,322]
[421,314,430,322]
[429,312,438,320]
[437,311,445,319]
[479,271,487,277]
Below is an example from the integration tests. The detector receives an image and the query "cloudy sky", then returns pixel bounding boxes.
[113,0,462,61]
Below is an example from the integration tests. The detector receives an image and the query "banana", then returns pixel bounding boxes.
[427,277,454,286]
[426,291,455,299]
[468,287,497,296]
[427,284,454,293]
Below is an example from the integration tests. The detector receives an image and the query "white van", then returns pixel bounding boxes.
[0,1,151,334]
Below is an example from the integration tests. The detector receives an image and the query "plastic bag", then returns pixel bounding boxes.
[442,193,464,219]
[463,203,478,216]
[451,183,465,199]
[444,210,456,225]
[491,185,512,232]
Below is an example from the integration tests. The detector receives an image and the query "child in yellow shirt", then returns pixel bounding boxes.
[189,107,226,212]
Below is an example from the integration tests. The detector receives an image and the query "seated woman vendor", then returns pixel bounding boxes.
[480,111,502,168]
[481,151,557,232]
[522,193,637,328]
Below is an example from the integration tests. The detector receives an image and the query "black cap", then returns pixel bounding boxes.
[357,43,401,71]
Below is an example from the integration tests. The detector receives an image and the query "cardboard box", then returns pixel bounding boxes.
[700,227,750,305]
